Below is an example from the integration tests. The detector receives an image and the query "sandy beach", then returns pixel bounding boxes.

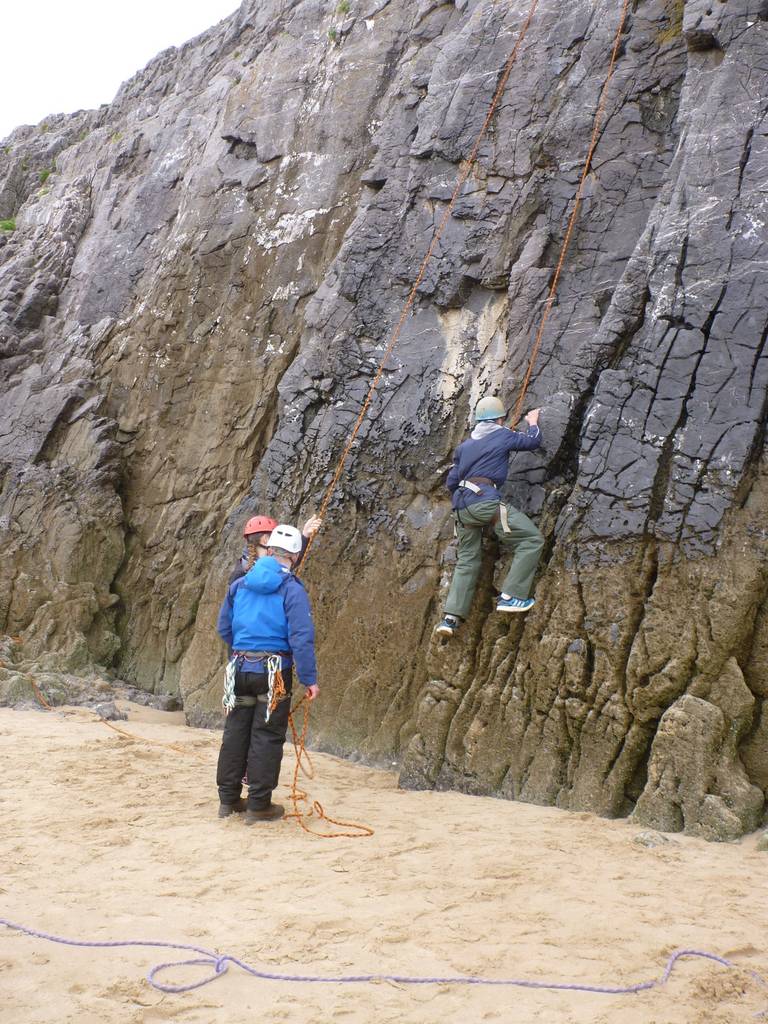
[1,704,766,1023]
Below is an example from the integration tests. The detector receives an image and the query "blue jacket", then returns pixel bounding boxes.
[217,556,317,687]
[446,425,542,509]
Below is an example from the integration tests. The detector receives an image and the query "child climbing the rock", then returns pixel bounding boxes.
[216,524,319,823]
[435,396,544,639]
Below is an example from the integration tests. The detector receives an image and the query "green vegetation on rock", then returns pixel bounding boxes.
[659,0,685,43]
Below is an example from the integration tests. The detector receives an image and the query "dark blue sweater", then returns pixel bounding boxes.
[446,425,542,510]
[217,556,317,687]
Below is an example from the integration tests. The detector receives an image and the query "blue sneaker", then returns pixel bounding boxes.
[434,615,460,638]
[496,596,535,614]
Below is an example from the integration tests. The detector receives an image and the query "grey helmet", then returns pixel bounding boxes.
[474,396,506,422]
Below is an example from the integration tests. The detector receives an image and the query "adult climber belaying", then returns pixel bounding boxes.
[228,513,321,585]
[216,524,319,823]
[435,396,544,639]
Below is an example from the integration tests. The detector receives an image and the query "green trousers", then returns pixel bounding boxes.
[444,499,544,620]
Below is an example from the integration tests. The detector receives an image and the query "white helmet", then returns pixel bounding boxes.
[268,524,303,555]
[475,396,506,422]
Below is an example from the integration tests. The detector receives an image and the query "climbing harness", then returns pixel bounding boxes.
[457,478,512,531]
[2,917,767,1010]
[223,652,288,719]
[498,504,510,533]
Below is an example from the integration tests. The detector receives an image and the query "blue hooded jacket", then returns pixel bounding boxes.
[217,556,317,687]
[446,424,542,510]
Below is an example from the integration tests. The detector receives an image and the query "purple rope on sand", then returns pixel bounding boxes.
[1,916,765,1009]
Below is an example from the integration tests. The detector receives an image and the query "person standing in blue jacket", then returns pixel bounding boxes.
[435,396,544,639]
[216,524,319,823]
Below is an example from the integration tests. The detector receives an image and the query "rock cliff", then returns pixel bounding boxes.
[1,0,766,840]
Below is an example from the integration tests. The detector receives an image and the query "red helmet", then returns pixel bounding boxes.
[243,515,278,538]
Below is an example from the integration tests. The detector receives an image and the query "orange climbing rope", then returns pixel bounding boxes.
[510,0,632,422]
[300,0,541,568]
[23,671,210,762]
[287,0,633,838]
[28,675,53,711]
[288,0,542,838]
[97,717,210,761]
[4,631,209,760]
[285,695,374,838]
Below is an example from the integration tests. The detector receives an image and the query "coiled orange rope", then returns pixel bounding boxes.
[285,695,374,838]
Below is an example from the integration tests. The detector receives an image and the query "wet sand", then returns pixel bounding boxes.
[1,705,766,1023]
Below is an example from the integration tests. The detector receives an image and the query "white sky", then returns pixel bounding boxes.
[0,0,241,141]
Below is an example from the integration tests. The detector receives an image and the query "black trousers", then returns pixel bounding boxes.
[216,668,292,810]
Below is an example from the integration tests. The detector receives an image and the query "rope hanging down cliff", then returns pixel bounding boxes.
[286,0,631,838]
[509,0,631,422]
[300,0,542,567]
[283,0,543,838]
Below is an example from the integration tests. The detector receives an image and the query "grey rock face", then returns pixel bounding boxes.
[0,0,767,837]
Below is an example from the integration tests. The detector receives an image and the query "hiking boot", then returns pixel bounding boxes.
[434,615,460,638]
[244,803,285,824]
[496,596,535,614]
[218,797,248,818]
